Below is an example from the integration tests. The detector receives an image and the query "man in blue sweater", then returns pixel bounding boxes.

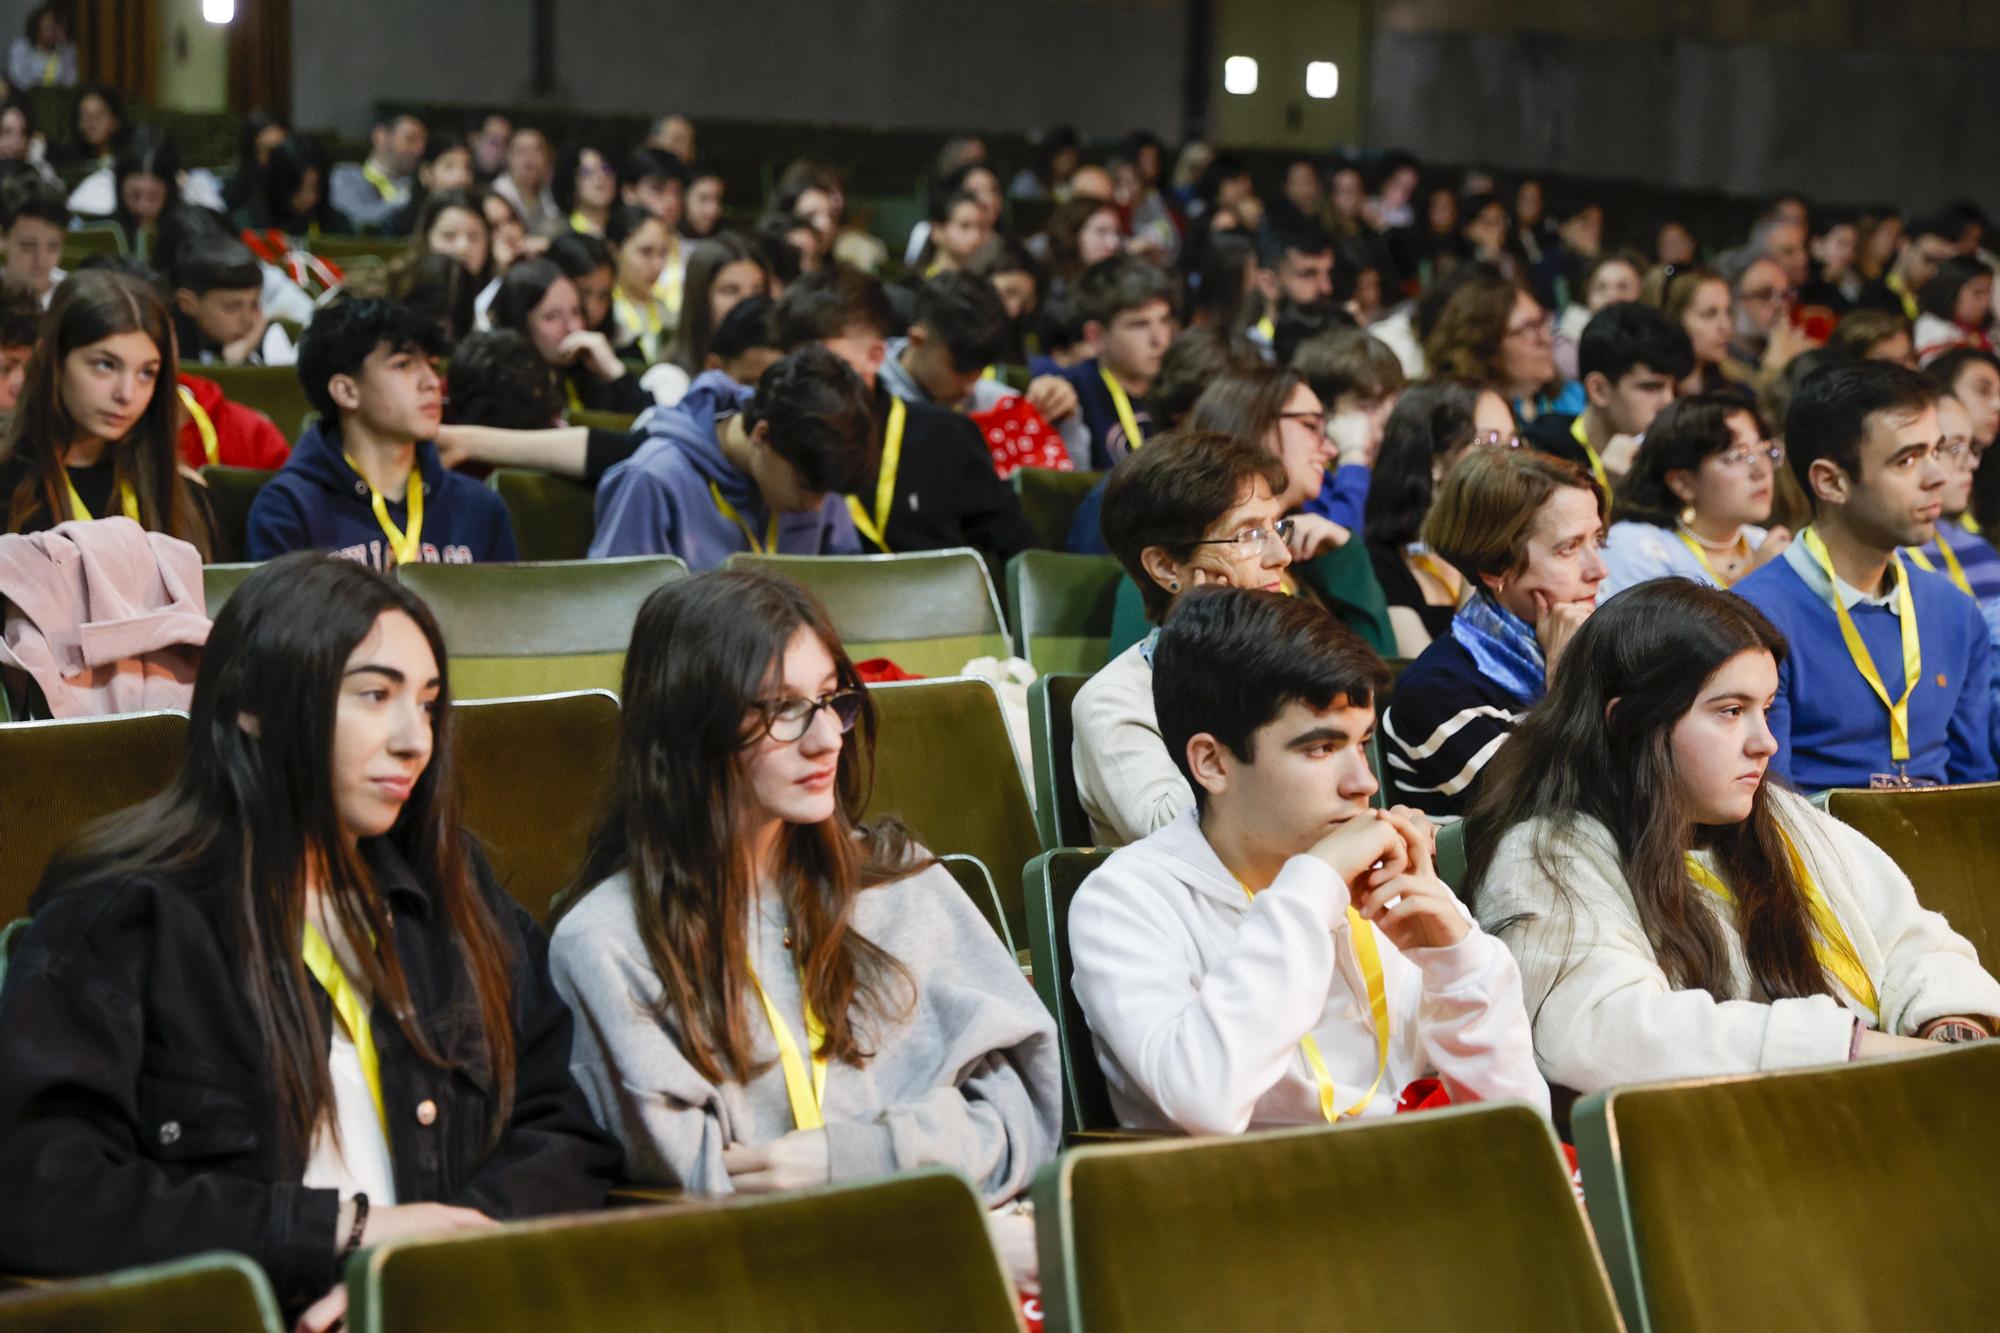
[1736,360,1998,790]
[246,298,518,569]
[588,344,872,569]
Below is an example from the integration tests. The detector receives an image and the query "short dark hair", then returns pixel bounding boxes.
[445,329,563,429]
[1785,359,1938,501]
[1100,429,1289,625]
[170,232,261,295]
[1577,300,1694,384]
[912,272,1010,373]
[1256,218,1333,269]
[740,344,876,494]
[547,230,612,280]
[1271,298,1354,366]
[1927,346,2000,398]
[0,173,67,231]
[1917,257,1991,323]
[1154,586,1391,808]
[708,294,775,361]
[0,273,39,349]
[1615,394,1768,528]
[295,297,444,422]
[624,147,689,189]
[770,265,895,349]
[372,108,423,135]
[1292,327,1406,406]
[1074,254,1173,328]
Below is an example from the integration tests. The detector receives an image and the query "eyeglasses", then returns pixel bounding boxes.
[1468,429,1526,450]
[1737,285,1799,304]
[1503,313,1554,341]
[1715,442,1785,470]
[1279,410,1326,435]
[1191,517,1295,554]
[754,688,864,742]
[1941,438,1985,465]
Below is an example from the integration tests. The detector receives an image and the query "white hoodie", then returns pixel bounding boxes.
[1068,807,1550,1136]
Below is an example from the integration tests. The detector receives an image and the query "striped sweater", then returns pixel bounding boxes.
[1379,634,1533,818]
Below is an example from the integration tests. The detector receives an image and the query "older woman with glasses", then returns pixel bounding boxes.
[1423,270,1585,424]
[1601,395,1791,597]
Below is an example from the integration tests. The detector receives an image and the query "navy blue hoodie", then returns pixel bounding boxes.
[245,420,519,569]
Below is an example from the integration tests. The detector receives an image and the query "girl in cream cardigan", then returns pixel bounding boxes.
[1467,578,2000,1094]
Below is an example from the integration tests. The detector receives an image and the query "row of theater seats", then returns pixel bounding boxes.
[7,1040,1998,1330]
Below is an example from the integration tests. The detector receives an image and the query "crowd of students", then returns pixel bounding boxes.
[1,86,1999,1326]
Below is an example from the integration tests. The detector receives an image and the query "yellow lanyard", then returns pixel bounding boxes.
[1408,548,1464,603]
[40,53,58,86]
[711,481,778,553]
[1239,881,1391,1121]
[62,468,140,522]
[568,209,600,236]
[1685,829,1879,1017]
[846,396,904,551]
[1963,513,1985,537]
[178,383,219,466]
[1255,315,1275,343]
[1801,526,1920,762]
[652,240,684,324]
[344,453,424,567]
[748,961,828,1130]
[301,921,389,1133]
[1905,542,1973,598]
[361,161,401,202]
[613,289,666,365]
[1099,365,1144,453]
[1569,414,1612,503]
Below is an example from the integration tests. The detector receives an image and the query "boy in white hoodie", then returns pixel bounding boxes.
[1069,586,1549,1135]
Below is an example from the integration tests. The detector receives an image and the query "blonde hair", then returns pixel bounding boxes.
[1421,445,1602,582]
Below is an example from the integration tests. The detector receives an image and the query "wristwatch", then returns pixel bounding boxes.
[1919,1019,1990,1045]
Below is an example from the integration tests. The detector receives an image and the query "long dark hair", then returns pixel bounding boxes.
[1614,394,1766,529]
[0,268,209,557]
[1364,378,1481,547]
[33,554,519,1152]
[111,126,181,242]
[564,571,919,1084]
[1463,579,1836,1003]
[672,232,766,374]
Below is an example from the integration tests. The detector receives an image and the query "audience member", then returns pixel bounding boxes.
[605,204,675,367]
[0,273,37,427]
[1527,300,1694,495]
[554,141,620,237]
[8,5,74,89]
[1424,271,1579,423]
[170,232,272,366]
[492,127,561,238]
[670,232,768,375]
[1829,308,1915,367]
[490,259,652,415]
[1666,267,1753,399]
[1904,385,2000,622]
[330,110,427,233]
[1913,257,1994,363]
[1059,255,1174,469]
[0,171,66,307]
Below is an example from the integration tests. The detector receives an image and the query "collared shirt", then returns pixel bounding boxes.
[1782,537,1902,612]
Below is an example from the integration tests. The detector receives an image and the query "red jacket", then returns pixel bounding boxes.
[176,374,291,472]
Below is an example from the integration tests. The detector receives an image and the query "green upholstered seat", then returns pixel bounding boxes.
[452,690,620,925]
[0,711,186,928]
[345,1170,1020,1333]
[1820,782,2000,973]
[57,223,127,267]
[1436,817,1468,894]
[1012,466,1102,551]
[395,557,686,701]
[486,469,599,563]
[1573,1044,2000,1332]
[197,466,277,564]
[1027,674,1091,851]
[564,408,638,433]
[937,852,1013,954]
[726,548,1009,678]
[201,562,261,619]
[863,677,1039,946]
[1023,848,1116,1136]
[200,366,315,443]
[308,234,414,265]
[0,1251,283,1332]
[1006,551,1121,676]
[1036,1104,1622,1333]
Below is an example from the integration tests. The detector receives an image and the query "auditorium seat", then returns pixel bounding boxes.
[198,465,278,564]
[453,690,620,924]
[1436,818,1469,894]
[0,1251,283,1333]
[1006,551,1120,676]
[938,852,1013,953]
[725,549,1009,678]
[1027,674,1092,850]
[1818,782,2000,974]
[395,556,686,700]
[0,711,186,929]
[486,469,599,562]
[1035,1104,1622,1333]
[344,1170,1020,1332]
[201,562,259,619]
[564,409,639,433]
[1012,467,1102,551]
[307,235,414,265]
[864,677,1039,946]
[57,223,127,268]
[1023,848,1117,1136]
[1573,1044,2000,1332]
[201,366,315,444]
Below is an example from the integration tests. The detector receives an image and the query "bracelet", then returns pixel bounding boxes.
[339,1192,371,1267]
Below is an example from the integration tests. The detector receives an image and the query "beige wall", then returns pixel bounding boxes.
[1210,0,1371,149]
[156,0,230,114]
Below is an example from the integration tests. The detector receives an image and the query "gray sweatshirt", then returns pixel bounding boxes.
[549,860,1061,1202]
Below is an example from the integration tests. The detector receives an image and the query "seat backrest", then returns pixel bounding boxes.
[1036,1104,1622,1333]
[0,1250,282,1333]
[201,562,260,620]
[936,852,1013,954]
[395,557,686,700]
[1012,466,1102,551]
[1822,782,2000,973]
[1027,674,1091,850]
[0,711,187,926]
[198,465,278,564]
[452,691,620,924]
[726,549,1009,677]
[565,408,639,433]
[58,223,128,267]
[201,366,314,443]
[1023,848,1116,1135]
[346,1170,1020,1333]
[1436,817,1469,894]
[1007,551,1121,676]
[864,677,1040,945]
[1573,1044,2000,1333]
[486,469,598,563]
[309,234,414,265]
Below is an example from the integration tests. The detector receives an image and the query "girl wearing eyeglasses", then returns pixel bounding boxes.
[1601,395,1791,597]
[547,571,1058,1277]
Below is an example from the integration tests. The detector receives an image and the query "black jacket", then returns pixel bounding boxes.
[865,386,1036,568]
[0,837,621,1311]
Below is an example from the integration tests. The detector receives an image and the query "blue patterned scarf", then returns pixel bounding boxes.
[1449,593,1547,704]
